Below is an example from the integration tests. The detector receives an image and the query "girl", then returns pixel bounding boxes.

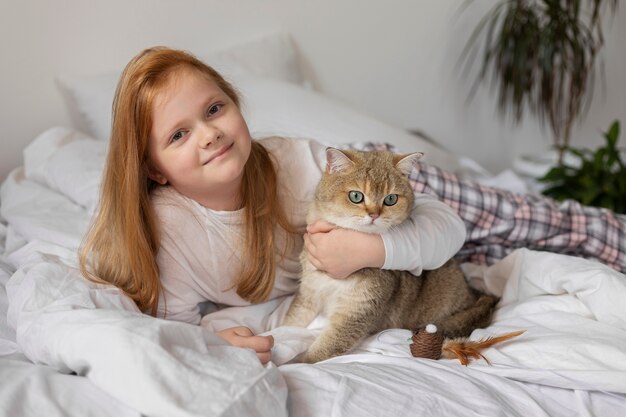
[79,47,466,364]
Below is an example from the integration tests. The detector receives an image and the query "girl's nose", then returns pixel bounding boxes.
[198,124,222,148]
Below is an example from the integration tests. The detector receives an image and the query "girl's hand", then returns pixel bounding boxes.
[216,326,274,364]
[304,220,385,279]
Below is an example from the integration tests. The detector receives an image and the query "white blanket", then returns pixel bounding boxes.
[200,248,626,393]
[1,127,626,416]
[3,243,287,417]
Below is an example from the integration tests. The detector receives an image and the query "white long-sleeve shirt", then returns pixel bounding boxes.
[152,136,466,324]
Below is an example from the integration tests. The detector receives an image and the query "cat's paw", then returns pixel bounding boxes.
[300,347,336,364]
[281,316,308,328]
[281,308,318,328]
[300,351,324,364]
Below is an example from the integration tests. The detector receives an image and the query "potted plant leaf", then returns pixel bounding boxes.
[460,0,621,206]
[462,0,618,159]
[539,120,626,214]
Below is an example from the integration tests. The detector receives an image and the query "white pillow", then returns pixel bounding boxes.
[56,32,306,141]
[24,71,463,216]
[54,31,460,171]
[56,72,119,141]
[236,74,461,171]
[23,127,106,214]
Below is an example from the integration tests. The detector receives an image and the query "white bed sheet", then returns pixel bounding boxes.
[0,245,138,417]
[1,128,626,417]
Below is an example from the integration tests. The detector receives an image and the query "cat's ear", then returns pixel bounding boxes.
[325,148,355,174]
[394,152,423,177]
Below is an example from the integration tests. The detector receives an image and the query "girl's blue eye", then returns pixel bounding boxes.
[207,104,223,116]
[171,131,185,142]
[348,191,364,204]
[383,194,398,206]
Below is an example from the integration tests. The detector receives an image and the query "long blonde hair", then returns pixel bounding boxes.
[80,47,294,315]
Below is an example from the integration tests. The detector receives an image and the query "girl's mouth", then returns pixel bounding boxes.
[204,143,233,165]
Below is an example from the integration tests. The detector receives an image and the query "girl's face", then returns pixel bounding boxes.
[148,69,252,210]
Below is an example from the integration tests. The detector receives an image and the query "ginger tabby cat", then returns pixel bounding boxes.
[283,148,498,363]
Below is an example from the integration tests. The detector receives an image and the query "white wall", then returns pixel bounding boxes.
[1,0,625,181]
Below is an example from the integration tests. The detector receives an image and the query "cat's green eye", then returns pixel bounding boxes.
[348,191,364,204]
[383,194,398,206]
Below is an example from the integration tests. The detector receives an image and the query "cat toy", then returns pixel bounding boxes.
[410,324,524,365]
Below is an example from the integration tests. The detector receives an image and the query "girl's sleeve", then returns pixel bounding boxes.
[155,231,209,325]
[380,194,466,275]
[152,193,217,326]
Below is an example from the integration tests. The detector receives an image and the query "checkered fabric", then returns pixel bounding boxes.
[409,162,626,274]
[351,142,626,274]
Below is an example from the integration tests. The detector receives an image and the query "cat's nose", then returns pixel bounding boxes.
[369,213,379,220]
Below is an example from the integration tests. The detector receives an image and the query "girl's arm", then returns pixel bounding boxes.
[305,194,466,278]
[153,189,275,362]
[380,194,466,275]
[304,223,385,279]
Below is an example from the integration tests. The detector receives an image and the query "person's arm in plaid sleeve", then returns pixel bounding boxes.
[380,193,466,276]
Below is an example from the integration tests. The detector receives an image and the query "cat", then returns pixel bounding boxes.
[282,147,499,363]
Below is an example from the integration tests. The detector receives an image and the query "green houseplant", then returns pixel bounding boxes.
[539,120,626,214]
[462,0,618,162]
[461,0,623,211]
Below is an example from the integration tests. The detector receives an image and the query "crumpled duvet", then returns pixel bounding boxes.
[2,126,626,417]
[5,242,287,417]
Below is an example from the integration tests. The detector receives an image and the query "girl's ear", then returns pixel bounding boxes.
[148,167,168,185]
[393,152,423,177]
[325,148,354,174]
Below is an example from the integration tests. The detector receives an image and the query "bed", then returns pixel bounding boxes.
[1,33,626,417]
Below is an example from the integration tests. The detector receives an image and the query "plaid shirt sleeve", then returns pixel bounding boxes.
[351,142,626,274]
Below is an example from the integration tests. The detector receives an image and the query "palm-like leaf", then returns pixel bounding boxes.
[462,0,618,161]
